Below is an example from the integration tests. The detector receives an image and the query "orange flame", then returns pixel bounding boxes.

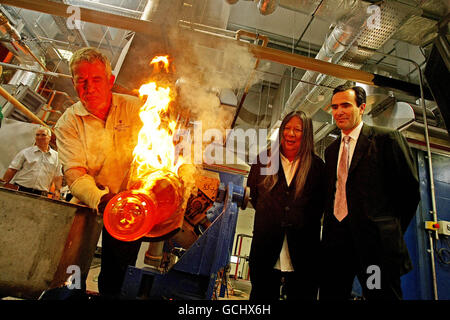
[150,55,170,73]
[130,56,183,192]
[104,55,187,242]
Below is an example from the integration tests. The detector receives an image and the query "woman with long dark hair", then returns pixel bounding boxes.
[247,110,325,300]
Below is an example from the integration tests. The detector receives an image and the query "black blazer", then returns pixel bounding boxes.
[247,153,325,275]
[323,124,420,275]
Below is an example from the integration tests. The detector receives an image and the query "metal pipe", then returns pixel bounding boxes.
[0,13,49,72]
[20,43,48,72]
[178,20,237,38]
[0,0,163,39]
[0,83,50,129]
[3,51,13,63]
[39,88,75,104]
[40,90,56,122]
[2,0,378,85]
[249,44,374,84]
[358,46,439,300]
[428,232,439,300]
[231,30,269,129]
[0,62,72,79]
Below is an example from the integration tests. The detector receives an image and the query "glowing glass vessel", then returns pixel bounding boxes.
[103,171,183,241]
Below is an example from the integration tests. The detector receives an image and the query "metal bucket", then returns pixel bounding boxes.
[0,187,102,299]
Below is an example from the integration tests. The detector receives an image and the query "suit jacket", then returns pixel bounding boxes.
[323,123,420,275]
[247,153,325,276]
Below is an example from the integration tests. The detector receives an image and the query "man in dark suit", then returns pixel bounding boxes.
[319,84,420,300]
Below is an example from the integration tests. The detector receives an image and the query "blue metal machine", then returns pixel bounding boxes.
[351,149,450,300]
[402,150,450,300]
[120,171,246,300]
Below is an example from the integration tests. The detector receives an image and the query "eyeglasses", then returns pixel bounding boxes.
[283,127,303,135]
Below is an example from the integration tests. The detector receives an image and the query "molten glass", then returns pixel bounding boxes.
[103,171,183,241]
[104,55,188,242]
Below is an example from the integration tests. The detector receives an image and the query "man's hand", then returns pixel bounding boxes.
[68,173,110,210]
[52,176,63,200]
[97,192,116,214]
[2,168,17,185]
[52,190,61,200]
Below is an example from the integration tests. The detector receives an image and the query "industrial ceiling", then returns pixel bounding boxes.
[0,0,449,163]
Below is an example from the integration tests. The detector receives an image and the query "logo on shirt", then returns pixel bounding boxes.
[114,120,130,132]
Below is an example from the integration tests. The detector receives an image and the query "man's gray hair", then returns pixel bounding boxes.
[37,125,52,137]
[69,47,112,77]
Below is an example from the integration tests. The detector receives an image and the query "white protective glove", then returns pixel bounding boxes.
[69,174,109,210]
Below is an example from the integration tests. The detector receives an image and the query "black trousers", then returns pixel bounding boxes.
[16,184,48,196]
[97,227,142,298]
[250,268,318,301]
[319,216,403,300]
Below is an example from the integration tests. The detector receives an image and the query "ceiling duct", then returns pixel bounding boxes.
[141,0,162,22]
[279,0,370,24]
[281,0,369,118]
[6,63,43,91]
[228,0,368,20]
[280,0,447,47]
[279,1,421,141]
[390,0,449,47]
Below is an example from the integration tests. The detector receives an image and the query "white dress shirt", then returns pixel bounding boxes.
[9,145,62,192]
[273,153,299,272]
